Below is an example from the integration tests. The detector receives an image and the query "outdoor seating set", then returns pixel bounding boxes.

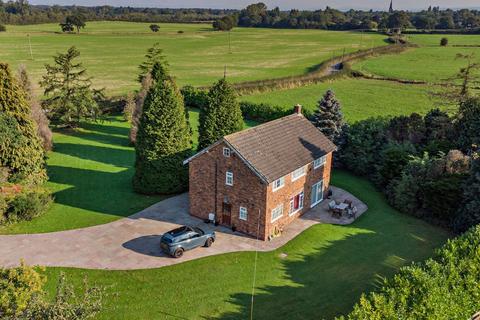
[328,199,358,219]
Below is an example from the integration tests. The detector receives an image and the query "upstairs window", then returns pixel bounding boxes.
[291,166,306,181]
[223,147,231,157]
[239,207,248,221]
[272,176,285,192]
[314,155,327,169]
[226,171,233,186]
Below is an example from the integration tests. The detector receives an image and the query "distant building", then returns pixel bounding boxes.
[389,0,394,13]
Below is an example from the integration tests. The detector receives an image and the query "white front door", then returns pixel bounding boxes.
[311,180,324,208]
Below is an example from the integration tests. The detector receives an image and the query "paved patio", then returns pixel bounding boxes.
[0,186,367,270]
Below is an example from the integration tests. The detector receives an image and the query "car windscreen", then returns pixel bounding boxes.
[193,227,204,235]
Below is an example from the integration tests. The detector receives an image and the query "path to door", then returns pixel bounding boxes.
[0,187,367,270]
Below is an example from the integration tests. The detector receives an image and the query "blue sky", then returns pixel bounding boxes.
[29,1,479,11]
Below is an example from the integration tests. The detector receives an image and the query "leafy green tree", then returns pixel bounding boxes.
[138,43,169,83]
[129,74,152,145]
[340,225,480,320]
[40,46,100,127]
[149,24,160,32]
[454,152,480,233]
[198,78,243,150]
[213,16,235,31]
[311,90,345,143]
[133,78,192,194]
[456,97,480,152]
[0,63,46,185]
[340,117,389,177]
[65,13,86,33]
[387,11,410,30]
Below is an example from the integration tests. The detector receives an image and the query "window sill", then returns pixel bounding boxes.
[289,208,303,216]
[271,215,283,223]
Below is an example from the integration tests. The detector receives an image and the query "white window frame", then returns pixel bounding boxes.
[271,204,284,222]
[272,176,285,192]
[239,207,248,221]
[314,155,327,169]
[289,191,304,216]
[291,166,306,182]
[226,171,233,186]
[310,180,324,208]
[223,147,231,157]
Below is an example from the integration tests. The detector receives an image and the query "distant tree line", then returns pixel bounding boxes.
[214,2,480,31]
[0,0,233,25]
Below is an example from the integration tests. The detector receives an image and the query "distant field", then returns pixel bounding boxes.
[241,78,440,122]
[352,34,480,83]
[0,21,385,95]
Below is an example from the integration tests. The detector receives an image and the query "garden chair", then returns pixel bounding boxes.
[328,200,336,211]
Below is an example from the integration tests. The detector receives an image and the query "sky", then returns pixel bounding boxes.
[29,0,480,11]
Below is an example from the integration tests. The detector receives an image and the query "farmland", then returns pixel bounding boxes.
[352,34,480,83]
[0,21,385,95]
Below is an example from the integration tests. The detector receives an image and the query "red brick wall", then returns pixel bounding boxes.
[189,145,333,241]
[188,142,269,240]
[264,152,332,238]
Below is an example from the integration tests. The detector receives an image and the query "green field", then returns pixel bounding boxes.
[352,34,480,83]
[0,21,385,95]
[242,78,439,122]
[42,171,450,319]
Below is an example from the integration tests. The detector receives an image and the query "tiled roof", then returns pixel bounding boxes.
[224,113,336,183]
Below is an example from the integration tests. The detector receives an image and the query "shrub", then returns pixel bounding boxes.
[0,194,7,223]
[181,85,209,110]
[5,189,52,223]
[0,262,45,317]
[340,225,480,320]
[454,153,480,233]
[340,117,389,177]
[123,92,135,123]
[0,24,6,32]
[374,142,416,187]
[239,101,290,123]
[422,174,466,224]
[440,37,449,46]
[0,63,47,185]
[178,30,184,34]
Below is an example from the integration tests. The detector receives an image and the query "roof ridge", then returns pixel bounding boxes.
[225,113,302,140]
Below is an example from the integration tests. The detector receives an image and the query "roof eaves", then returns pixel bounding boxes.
[182,140,223,165]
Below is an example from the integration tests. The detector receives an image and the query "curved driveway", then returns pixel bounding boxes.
[0,187,366,270]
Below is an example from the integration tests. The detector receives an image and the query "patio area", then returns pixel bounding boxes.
[0,186,367,270]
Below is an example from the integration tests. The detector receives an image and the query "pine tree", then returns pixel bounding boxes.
[311,89,345,143]
[198,78,243,150]
[0,63,46,184]
[138,43,169,83]
[129,73,152,145]
[17,65,53,151]
[40,46,99,127]
[133,78,192,194]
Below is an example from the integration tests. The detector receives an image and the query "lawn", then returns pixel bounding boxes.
[241,78,439,122]
[41,170,450,319]
[352,34,480,83]
[0,21,385,96]
[0,111,253,235]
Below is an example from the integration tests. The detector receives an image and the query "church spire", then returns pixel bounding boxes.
[389,0,394,13]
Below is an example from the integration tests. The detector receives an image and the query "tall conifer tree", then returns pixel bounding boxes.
[311,89,345,143]
[133,78,192,194]
[198,78,243,150]
[0,63,46,184]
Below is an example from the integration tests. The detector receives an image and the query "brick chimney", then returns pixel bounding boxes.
[293,104,302,115]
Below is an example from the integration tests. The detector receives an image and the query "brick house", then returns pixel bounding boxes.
[184,105,336,241]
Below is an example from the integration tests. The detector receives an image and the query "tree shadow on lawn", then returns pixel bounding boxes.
[52,142,133,168]
[205,225,440,320]
[47,165,163,218]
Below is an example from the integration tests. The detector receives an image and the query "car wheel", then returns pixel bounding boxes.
[204,237,214,247]
[173,248,184,258]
